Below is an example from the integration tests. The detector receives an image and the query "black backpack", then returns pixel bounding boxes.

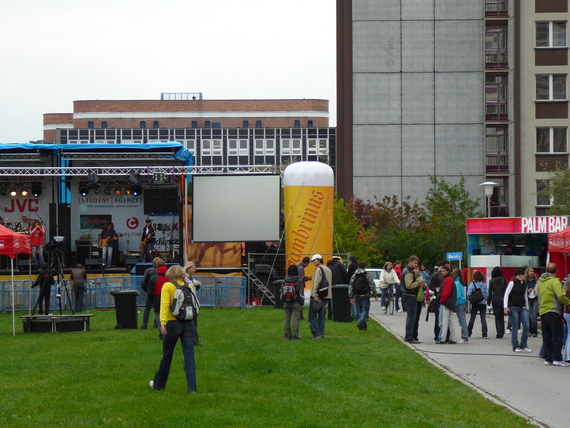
[353,272,370,295]
[316,266,330,299]
[281,280,298,304]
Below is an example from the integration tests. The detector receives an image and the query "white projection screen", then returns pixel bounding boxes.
[192,174,281,242]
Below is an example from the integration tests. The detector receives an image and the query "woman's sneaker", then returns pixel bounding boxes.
[553,360,570,367]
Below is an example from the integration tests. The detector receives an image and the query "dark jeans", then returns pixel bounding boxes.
[468,303,488,338]
[492,302,504,338]
[37,285,51,315]
[403,294,418,341]
[153,319,196,392]
[528,297,539,335]
[541,311,564,363]
[308,297,327,338]
[395,286,403,311]
[73,282,86,312]
[431,301,441,341]
[413,300,423,340]
[142,297,154,328]
[355,296,371,329]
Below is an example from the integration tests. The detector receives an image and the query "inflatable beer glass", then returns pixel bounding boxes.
[283,162,334,270]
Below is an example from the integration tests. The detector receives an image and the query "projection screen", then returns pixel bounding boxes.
[192,174,281,242]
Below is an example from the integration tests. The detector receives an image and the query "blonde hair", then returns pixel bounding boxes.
[166,265,185,283]
[183,261,196,272]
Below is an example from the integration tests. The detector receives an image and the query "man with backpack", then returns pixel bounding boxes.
[309,254,332,339]
[348,262,378,330]
[281,264,304,340]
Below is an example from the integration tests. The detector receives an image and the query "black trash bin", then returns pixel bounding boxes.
[271,280,284,309]
[331,284,352,322]
[110,290,140,329]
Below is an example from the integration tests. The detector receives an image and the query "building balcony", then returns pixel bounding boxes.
[486,49,508,69]
[485,0,508,17]
[486,153,509,173]
[486,102,508,121]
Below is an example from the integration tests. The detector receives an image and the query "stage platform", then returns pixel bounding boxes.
[21,314,94,333]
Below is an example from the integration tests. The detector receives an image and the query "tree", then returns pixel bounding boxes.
[424,176,483,259]
[541,163,570,214]
[333,195,383,266]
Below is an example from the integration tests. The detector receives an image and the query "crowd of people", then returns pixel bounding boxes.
[279,254,570,368]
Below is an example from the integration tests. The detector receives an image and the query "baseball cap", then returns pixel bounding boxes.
[310,254,322,261]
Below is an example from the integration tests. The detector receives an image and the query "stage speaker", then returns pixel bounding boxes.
[125,257,144,268]
[76,245,92,266]
[85,258,103,270]
[18,259,38,270]
[143,188,179,214]
[133,262,179,275]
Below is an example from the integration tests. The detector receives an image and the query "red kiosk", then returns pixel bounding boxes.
[467,216,568,281]
[547,226,570,280]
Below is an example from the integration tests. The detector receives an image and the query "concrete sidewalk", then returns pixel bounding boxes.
[368,300,565,428]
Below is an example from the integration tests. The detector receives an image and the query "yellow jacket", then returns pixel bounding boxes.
[160,280,188,325]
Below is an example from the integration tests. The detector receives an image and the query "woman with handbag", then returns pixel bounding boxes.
[467,270,489,338]
[524,267,539,337]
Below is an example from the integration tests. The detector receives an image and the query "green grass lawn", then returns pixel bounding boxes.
[0,307,530,427]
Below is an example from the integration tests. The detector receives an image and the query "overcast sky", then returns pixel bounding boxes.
[0,0,336,143]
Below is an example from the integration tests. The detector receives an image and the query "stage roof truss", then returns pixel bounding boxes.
[0,165,276,177]
[60,151,177,161]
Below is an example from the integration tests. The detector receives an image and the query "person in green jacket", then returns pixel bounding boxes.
[537,263,570,366]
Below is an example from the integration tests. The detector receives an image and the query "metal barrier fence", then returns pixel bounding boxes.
[0,275,246,313]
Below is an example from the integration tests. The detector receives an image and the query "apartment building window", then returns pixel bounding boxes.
[307,139,328,156]
[101,121,107,129]
[294,120,301,128]
[153,121,159,128]
[228,139,249,156]
[254,139,275,155]
[140,121,146,129]
[536,180,553,206]
[536,74,567,100]
[486,23,508,69]
[536,127,568,153]
[256,121,262,128]
[88,121,94,129]
[205,121,211,128]
[191,121,198,128]
[536,22,567,47]
[281,139,302,156]
[486,74,508,120]
[243,121,249,128]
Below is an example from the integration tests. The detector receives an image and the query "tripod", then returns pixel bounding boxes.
[32,248,74,316]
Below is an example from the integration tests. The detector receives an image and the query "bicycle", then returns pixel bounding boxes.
[383,285,395,315]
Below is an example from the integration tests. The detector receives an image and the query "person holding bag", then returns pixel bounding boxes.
[467,270,489,339]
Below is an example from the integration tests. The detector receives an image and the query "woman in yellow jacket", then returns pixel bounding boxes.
[150,265,197,393]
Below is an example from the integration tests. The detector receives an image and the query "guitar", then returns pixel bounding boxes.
[140,233,154,250]
[99,234,123,248]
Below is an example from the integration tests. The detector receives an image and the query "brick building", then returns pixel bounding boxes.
[43,94,335,171]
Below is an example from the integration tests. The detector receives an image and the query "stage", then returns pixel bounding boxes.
[21,314,94,333]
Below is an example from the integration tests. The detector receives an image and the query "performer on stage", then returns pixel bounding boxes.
[140,219,155,262]
[99,221,118,268]
[30,220,46,266]
[15,214,32,234]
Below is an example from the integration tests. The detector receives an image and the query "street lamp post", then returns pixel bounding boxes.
[480,181,498,217]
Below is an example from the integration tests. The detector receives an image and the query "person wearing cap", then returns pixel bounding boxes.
[141,219,156,262]
[308,254,332,339]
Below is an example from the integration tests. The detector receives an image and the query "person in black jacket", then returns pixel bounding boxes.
[328,256,348,320]
[32,263,55,315]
